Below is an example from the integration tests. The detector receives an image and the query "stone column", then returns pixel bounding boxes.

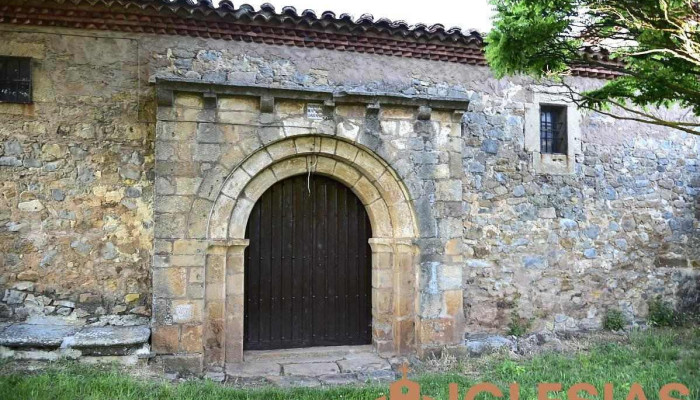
[224,239,248,364]
[369,238,418,355]
[393,240,417,354]
[369,238,395,354]
[443,238,465,343]
[205,239,248,368]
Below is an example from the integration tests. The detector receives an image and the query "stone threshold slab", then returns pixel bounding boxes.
[243,344,374,362]
[226,345,394,382]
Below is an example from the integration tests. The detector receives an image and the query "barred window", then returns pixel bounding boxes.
[0,56,32,104]
[540,105,567,154]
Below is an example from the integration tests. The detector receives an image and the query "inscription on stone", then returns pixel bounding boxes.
[306,103,324,120]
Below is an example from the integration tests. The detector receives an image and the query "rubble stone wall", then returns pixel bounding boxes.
[0,28,154,327]
[0,26,697,362]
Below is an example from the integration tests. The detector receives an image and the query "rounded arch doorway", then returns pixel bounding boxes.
[244,174,372,350]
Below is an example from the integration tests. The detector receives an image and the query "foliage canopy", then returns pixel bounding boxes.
[486,0,700,134]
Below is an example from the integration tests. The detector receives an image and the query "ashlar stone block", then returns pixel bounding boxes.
[171,300,203,323]
[271,157,307,180]
[241,150,273,176]
[209,196,236,239]
[221,168,251,199]
[180,325,204,353]
[175,93,204,108]
[229,198,255,238]
[294,136,320,153]
[154,267,187,298]
[266,139,297,160]
[355,150,386,180]
[314,156,336,176]
[152,325,180,354]
[243,168,277,202]
[219,96,259,111]
[333,162,361,186]
[366,200,393,238]
[218,111,258,125]
[335,141,359,162]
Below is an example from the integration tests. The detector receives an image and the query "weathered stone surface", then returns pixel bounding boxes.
[69,325,150,348]
[464,334,516,356]
[17,200,44,212]
[283,362,340,377]
[356,369,397,383]
[337,353,391,373]
[162,354,203,376]
[0,324,78,348]
[317,373,360,386]
[226,361,281,377]
[267,375,321,388]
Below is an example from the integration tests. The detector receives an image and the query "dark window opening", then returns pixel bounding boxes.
[540,105,567,154]
[0,56,32,104]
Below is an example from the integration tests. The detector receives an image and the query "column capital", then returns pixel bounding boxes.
[208,239,249,248]
[368,238,394,253]
[368,238,417,254]
[207,239,250,254]
[393,239,417,255]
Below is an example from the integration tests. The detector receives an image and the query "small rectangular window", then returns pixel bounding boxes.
[540,105,567,154]
[0,56,32,104]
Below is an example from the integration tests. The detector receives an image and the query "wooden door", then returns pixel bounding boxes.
[244,175,372,350]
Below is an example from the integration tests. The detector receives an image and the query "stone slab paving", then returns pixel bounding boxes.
[225,345,396,386]
[266,376,322,388]
[317,373,361,386]
[226,360,282,377]
[337,352,391,373]
[283,362,340,376]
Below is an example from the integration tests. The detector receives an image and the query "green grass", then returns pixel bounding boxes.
[0,328,698,400]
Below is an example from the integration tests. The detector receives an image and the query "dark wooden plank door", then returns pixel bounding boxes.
[244,175,372,350]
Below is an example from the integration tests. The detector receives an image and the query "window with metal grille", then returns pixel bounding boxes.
[0,57,32,104]
[539,105,567,154]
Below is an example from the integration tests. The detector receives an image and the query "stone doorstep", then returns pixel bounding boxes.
[0,323,151,356]
[283,362,340,376]
[243,344,374,362]
[226,345,394,384]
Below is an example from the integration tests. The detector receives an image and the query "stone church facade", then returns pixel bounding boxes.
[0,0,697,374]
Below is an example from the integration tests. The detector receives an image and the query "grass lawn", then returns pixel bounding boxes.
[0,328,697,400]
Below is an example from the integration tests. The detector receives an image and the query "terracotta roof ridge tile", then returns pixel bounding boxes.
[70,0,485,43]
[0,0,621,77]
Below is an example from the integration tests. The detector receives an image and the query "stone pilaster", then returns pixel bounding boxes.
[224,239,248,364]
[205,239,248,368]
[369,238,418,355]
[393,240,417,354]
[369,238,395,354]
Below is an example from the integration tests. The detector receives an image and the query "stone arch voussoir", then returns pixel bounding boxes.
[206,135,417,241]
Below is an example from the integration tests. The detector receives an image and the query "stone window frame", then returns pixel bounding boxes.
[524,87,583,175]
